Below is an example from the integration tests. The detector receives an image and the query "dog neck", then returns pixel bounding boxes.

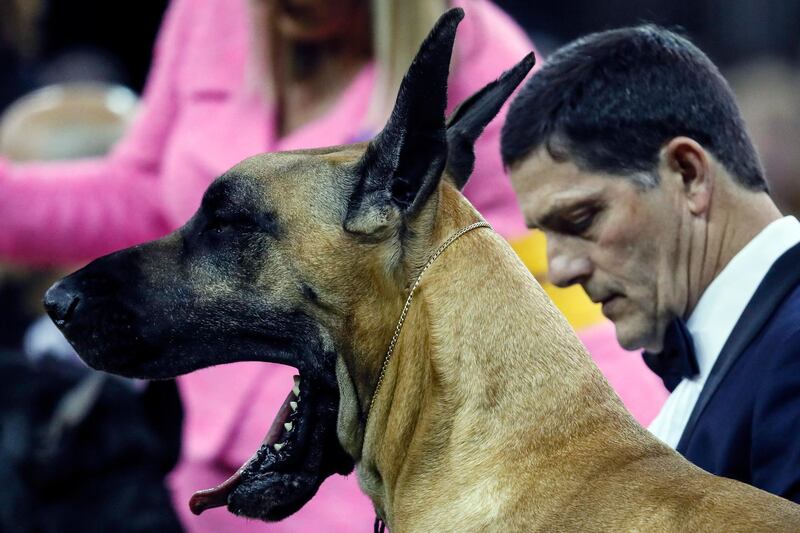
[354,185,641,530]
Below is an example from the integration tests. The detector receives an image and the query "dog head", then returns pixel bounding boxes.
[44,8,533,522]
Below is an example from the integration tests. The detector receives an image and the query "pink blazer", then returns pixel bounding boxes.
[0,0,665,530]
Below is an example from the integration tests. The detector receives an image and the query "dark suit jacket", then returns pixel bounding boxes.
[676,241,800,503]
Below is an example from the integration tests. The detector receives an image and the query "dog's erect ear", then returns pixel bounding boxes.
[344,8,463,237]
[445,52,536,189]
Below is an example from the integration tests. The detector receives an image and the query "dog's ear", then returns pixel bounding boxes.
[445,52,536,189]
[344,8,463,237]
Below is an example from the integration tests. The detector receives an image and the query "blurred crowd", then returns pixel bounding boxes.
[1,0,798,531]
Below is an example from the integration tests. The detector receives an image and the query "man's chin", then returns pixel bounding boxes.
[611,318,654,352]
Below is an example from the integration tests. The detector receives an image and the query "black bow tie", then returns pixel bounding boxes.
[642,318,699,392]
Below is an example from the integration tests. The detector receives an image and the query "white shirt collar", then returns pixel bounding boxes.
[686,216,800,379]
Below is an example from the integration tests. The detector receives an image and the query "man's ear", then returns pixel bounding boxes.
[661,137,713,216]
[344,8,463,237]
[445,52,536,189]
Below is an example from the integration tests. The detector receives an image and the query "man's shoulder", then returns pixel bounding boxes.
[735,282,800,386]
[686,283,800,432]
[735,240,800,356]
[711,276,800,396]
[755,282,800,348]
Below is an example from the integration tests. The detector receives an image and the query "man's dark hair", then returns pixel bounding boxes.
[501,25,766,191]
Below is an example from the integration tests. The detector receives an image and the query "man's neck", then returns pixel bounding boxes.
[685,190,782,317]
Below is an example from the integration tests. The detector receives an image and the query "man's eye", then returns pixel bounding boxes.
[567,209,597,233]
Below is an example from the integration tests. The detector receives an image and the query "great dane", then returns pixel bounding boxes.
[44,8,800,531]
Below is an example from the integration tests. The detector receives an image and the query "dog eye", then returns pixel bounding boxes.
[212,221,233,234]
[206,219,233,234]
[205,215,256,235]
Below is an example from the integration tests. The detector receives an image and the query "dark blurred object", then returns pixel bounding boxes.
[497,0,800,66]
[0,268,50,351]
[0,0,42,110]
[0,0,167,111]
[0,350,183,532]
[728,59,800,219]
[38,0,167,92]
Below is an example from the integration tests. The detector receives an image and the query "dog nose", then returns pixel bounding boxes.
[44,281,82,328]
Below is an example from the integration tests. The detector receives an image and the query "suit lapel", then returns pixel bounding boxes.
[677,241,800,452]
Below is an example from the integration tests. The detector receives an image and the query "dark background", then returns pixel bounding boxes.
[501,0,800,65]
[2,0,798,107]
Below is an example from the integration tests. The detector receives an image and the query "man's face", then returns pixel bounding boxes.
[510,149,687,352]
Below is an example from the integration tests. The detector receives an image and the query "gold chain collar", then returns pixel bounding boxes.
[366,221,492,423]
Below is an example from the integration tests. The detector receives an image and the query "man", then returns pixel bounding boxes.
[500,25,800,502]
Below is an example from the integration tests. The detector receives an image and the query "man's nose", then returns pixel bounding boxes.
[546,240,592,288]
[43,280,83,328]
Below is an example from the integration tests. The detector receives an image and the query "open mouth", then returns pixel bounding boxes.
[43,236,357,521]
[187,373,353,521]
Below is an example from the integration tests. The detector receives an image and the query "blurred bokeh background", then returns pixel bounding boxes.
[1,0,798,531]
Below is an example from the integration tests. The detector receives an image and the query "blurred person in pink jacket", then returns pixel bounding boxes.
[0,0,665,530]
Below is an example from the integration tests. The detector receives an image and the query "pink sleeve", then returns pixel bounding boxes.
[453,0,536,240]
[0,0,191,266]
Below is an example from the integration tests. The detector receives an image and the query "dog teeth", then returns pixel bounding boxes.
[274,443,285,451]
[290,401,298,411]
[284,422,293,432]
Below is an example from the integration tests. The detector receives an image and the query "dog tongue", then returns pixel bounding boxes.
[188,385,298,515]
